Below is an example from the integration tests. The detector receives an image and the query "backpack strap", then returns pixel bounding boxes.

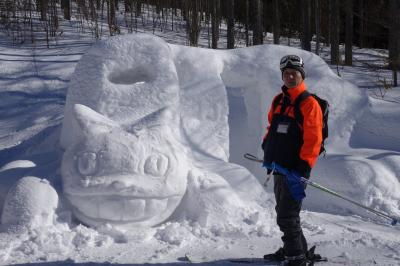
[293,91,311,126]
[272,93,283,112]
[272,92,292,115]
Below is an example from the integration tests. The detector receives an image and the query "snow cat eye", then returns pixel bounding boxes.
[77,152,98,176]
[144,154,169,177]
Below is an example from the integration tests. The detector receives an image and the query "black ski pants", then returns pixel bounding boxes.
[274,174,307,257]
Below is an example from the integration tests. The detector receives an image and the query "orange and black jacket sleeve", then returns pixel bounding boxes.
[299,97,323,168]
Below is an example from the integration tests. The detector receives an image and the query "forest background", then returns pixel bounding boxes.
[0,0,399,86]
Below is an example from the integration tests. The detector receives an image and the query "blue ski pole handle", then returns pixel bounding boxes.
[244,153,399,226]
[262,162,306,202]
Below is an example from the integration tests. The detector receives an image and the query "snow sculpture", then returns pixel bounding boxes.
[61,105,189,228]
[59,33,268,228]
[1,176,58,229]
[60,34,189,228]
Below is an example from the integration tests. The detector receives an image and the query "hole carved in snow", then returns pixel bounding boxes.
[108,67,153,85]
[62,105,188,228]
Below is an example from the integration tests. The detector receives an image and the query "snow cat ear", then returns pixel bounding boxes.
[73,104,119,135]
[124,107,176,136]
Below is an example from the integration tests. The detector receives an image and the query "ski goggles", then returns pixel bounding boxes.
[280,55,304,70]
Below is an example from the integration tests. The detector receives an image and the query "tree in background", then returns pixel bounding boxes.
[358,0,365,48]
[0,0,396,78]
[107,0,119,35]
[345,0,353,66]
[185,0,201,47]
[211,0,220,49]
[301,0,311,51]
[37,0,48,21]
[61,0,71,20]
[330,0,340,65]
[252,0,263,45]
[389,0,400,86]
[272,0,280,44]
[226,0,234,49]
[314,0,321,55]
[245,0,249,46]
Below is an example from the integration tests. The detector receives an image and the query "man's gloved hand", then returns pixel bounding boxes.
[285,170,306,202]
[262,162,273,174]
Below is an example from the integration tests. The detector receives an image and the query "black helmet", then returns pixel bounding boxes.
[280,55,305,79]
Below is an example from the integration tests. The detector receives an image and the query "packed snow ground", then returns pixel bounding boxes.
[0,21,400,266]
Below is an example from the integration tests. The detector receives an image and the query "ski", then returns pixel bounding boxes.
[184,255,278,265]
[229,257,327,265]
[307,256,328,265]
[229,258,279,265]
[183,249,327,265]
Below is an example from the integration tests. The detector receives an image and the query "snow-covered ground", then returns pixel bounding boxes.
[0,19,399,266]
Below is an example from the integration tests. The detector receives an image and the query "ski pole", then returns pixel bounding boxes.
[243,153,399,226]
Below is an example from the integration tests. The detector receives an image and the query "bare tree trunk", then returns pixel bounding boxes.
[245,0,249,46]
[227,0,235,49]
[29,0,35,43]
[301,0,311,51]
[48,0,58,37]
[38,0,48,21]
[315,0,321,55]
[61,0,71,20]
[389,0,400,86]
[211,0,220,49]
[253,0,263,45]
[359,0,365,48]
[330,0,340,65]
[136,0,142,17]
[124,0,131,12]
[89,0,100,38]
[186,0,201,47]
[108,0,119,35]
[272,0,280,44]
[345,0,353,65]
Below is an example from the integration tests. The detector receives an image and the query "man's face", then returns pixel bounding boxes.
[282,68,303,88]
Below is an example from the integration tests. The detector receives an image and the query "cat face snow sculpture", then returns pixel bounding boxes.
[61,104,188,228]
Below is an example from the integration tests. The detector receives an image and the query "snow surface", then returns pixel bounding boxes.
[0,30,399,265]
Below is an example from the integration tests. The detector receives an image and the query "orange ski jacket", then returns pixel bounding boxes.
[263,81,323,170]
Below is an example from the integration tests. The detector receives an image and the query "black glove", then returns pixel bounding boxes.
[295,159,311,179]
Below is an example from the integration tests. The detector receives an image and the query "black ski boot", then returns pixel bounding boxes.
[263,247,285,261]
[306,246,327,265]
[281,254,307,266]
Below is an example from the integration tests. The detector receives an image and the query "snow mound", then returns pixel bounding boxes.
[1,176,58,231]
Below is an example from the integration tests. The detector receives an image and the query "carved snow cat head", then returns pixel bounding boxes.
[59,34,189,228]
[60,33,269,230]
[61,105,189,228]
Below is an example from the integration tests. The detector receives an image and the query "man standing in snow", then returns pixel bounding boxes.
[261,55,323,266]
